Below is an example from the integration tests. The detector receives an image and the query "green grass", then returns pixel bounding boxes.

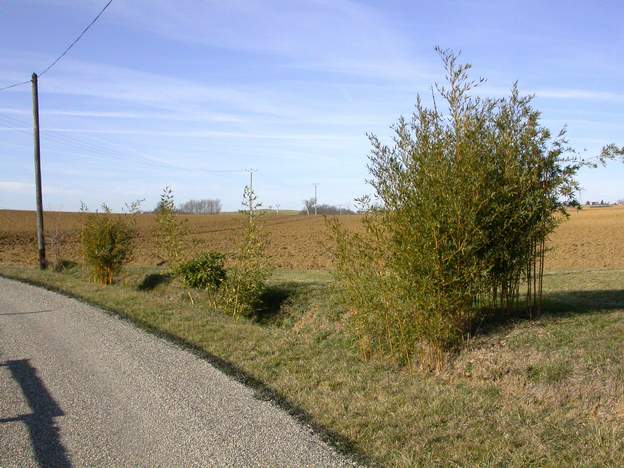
[1,264,623,466]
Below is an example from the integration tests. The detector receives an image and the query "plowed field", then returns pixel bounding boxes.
[1,206,623,271]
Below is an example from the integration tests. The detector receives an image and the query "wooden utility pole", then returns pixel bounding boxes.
[31,73,46,269]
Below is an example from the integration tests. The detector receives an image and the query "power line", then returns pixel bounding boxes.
[0,0,113,91]
[0,116,28,130]
[0,80,31,92]
[0,112,253,176]
[39,0,113,77]
[0,112,36,131]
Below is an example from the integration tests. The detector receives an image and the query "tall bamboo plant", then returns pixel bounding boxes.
[330,48,607,367]
[220,185,272,317]
[154,186,188,268]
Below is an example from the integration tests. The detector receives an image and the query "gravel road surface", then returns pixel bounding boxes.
[0,277,354,467]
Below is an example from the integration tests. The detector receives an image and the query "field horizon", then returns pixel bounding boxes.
[2,205,624,272]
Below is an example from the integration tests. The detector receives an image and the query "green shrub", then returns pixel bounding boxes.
[220,263,270,317]
[175,252,226,290]
[81,205,136,285]
[220,185,271,317]
[329,49,592,367]
[154,186,188,267]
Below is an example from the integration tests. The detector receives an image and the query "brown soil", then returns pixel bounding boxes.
[1,206,623,271]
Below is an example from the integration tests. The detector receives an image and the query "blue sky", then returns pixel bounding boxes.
[1,0,623,212]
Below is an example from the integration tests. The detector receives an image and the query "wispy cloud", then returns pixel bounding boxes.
[532,88,624,102]
[4,0,623,210]
[0,53,283,116]
[471,84,624,103]
[0,107,245,123]
[113,0,414,67]
[0,52,401,133]
[0,180,79,195]
[44,0,428,81]
[0,125,359,143]
[0,181,33,193]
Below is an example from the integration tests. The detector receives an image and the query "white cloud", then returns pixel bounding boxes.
[0,180,80,196]
[113,0,412,65]
[0,107,245,123]
[40,127,359,142]
[0,181,33,193]
[0,53,283,116]
[460,83,624,104]
[533,88,624,102]
[41,0,428,81]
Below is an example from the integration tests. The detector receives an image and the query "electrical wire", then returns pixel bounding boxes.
[0,111,252,176]
[0,79,31,92]
[0,1,255,179]
[0,114,31,133]
[39,0,113,77]
[0,0,113,91]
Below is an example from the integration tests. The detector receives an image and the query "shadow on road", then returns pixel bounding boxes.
[0,359,71,468]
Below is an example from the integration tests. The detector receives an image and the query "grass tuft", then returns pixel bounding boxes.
[526,361,571,384]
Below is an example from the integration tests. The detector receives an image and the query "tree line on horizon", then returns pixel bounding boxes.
[153,198,222,215]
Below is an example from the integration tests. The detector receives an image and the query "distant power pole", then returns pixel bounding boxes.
[313,183,319,216]
[578,187,583,205]
[246,168,258,191]
[244,169,258,221]
[31,73,46,270]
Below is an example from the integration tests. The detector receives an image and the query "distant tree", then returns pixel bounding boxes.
[299,203,354,215]
[178,198,222,215]
[302,198,316,215]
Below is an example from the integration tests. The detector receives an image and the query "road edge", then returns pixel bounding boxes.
[0,270,372,467]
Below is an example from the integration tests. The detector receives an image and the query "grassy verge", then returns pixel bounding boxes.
[1,264,623,466]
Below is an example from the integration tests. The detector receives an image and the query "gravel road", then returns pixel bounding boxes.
[0,276,355,467]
